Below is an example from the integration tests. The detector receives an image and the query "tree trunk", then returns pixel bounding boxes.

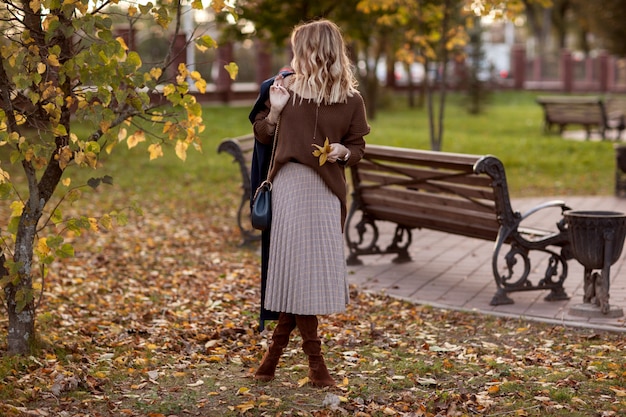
[359,41,381,120]
[366,73,378,120]
[3,251,36,355]
[428,0,452,152]
[405,62,415,108]
[426,68,435,149]
[5,274,36,354]
[4,2,70,354]
[6,203,39,354]
[6,144,64,354]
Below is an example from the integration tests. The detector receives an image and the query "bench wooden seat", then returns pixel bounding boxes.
[217,134,260,245]
[536,95,624,140]
[346,144,574,306]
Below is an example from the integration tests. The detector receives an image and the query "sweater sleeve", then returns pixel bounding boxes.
[252,99,276,145]
[340,94,370,166]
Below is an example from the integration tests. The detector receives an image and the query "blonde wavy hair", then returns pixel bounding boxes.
[289,19,359,105]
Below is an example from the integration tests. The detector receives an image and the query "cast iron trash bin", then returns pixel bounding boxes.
[564,210,626,318]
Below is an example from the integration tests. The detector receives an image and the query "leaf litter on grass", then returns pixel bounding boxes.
[1,201,625,417]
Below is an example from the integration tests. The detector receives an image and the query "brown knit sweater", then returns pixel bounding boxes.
[253,92,370,227]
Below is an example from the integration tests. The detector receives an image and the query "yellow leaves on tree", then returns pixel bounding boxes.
[55,141,99,170]
[127,130,146,149]
[42,103,60,124]
[210,0,227,13]
[162,84,177,97]
[176,63,189,86]
[0,166,10,183]
[35,237,51,258]
[190,70,207,93]
[10,200,23,217]
[194,78,207,94]
[56,146,73,170]
[22,147,47,170]
[149,67,162,80]
[175,140,189,161]
[47,54,60,67]
[148,143,163,161]
[73,150,97,169]
[29,0,40,12]
[196,35,217,52]
[116,37,129,52]
[224,62,239,80]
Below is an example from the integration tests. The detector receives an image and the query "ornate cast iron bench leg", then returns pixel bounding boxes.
[490,202,571,306]
[345,208,381,266]
[386,226,412,264]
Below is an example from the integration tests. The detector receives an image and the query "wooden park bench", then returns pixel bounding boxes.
[536,95,625,140]
[345,144,574,306]
[217,134,260,245]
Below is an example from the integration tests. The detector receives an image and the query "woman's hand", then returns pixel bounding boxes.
[269,75,290,114]
[327,143,350,164]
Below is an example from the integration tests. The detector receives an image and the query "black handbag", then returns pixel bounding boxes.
[251,180,272,230]
[251,117,279,231]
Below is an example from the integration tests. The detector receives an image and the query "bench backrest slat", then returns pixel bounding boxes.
[357,163,494,189]
[361,187,496,215]
[361,203,499,240]
[360,144,482,168]
[362,193,498,227]
[358,171,496,204]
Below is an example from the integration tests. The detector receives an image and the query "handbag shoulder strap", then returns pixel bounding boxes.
[266,116,280,182]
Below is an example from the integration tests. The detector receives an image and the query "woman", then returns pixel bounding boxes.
[252,19,370,387]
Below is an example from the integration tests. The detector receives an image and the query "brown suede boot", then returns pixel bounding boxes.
[295,315,336,387]
[255,313,296,382]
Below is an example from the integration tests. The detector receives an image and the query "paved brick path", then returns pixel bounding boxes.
[346,196,626,333]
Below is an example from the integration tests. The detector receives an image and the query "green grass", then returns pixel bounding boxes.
[69,105,252,200]
[365,90,616,197]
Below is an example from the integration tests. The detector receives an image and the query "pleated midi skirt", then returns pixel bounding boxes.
[264,162,349,315]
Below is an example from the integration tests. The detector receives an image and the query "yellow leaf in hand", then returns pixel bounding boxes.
[311,137,332,166]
